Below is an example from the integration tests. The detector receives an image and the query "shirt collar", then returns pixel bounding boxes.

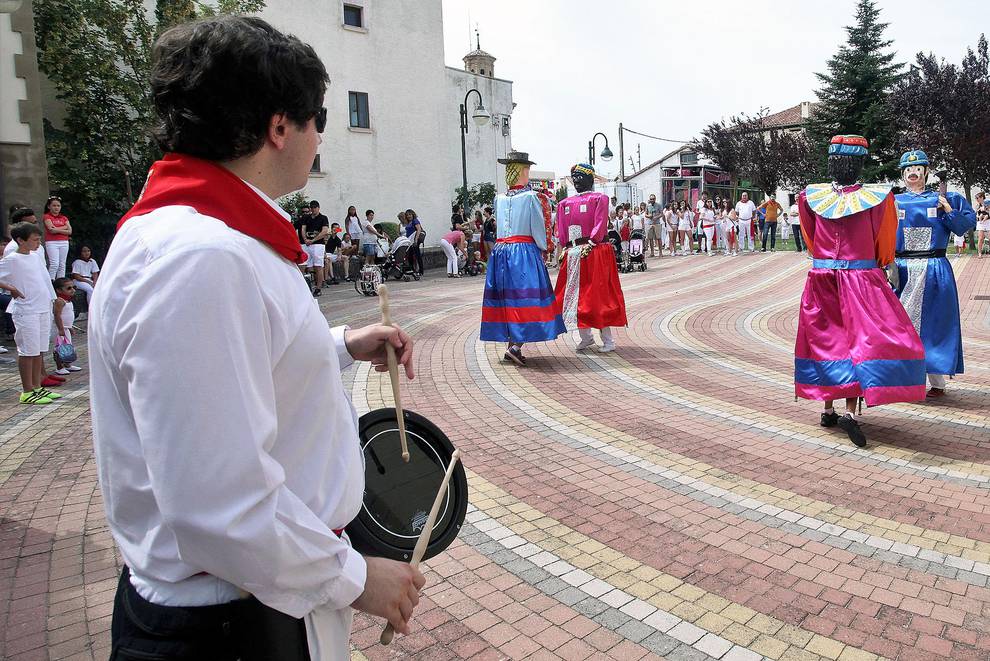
[241,180,292,223]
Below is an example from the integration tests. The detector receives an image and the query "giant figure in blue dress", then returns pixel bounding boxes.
[894,150,977,397]
[480,150,564,366]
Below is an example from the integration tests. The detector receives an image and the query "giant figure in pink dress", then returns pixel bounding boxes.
[795,135,926,447]
[553,163,627,352]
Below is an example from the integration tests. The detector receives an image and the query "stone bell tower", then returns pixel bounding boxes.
[462,30,495,78]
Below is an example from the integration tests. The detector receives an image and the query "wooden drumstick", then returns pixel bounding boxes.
[377,285,409,462]
[380,449,462,646]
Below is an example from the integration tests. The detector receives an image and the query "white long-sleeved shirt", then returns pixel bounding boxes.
[89,196,366,621]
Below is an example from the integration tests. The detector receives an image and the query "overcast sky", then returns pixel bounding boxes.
[441,0,989,180]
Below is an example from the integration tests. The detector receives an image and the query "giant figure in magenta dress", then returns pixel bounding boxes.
[554,163,627,352]
[480,151,564,366]
[794,135,926,447]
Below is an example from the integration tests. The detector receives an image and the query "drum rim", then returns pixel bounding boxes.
[347,408,468,562]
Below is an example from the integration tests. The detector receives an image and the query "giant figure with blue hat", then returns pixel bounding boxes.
[793,136,926,448]
[894,149,977,397]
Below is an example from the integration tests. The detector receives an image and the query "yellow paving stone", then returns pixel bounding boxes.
[605,572,636,590]
[722,623,761,647]
[669,601,708,623]
[750,635,790,659]
[749,613,785,636]
[576,539,606,554]
[781,647,824,661]
[672,583,707,602]
[805,634,845,659]
[630,565,662,582]
[650,592,684,612]
[625,581,660,601]
[778,624,815,647]
[695,612,733,634]
[696,593,732,612]
[649,574,685,592]
[837,647,879,661]
[720,603,758,624]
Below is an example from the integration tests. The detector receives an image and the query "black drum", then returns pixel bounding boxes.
[346,408,468,562]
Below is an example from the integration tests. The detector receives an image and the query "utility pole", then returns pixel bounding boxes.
[618,122,624,182]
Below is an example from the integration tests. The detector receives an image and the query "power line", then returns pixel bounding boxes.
[620,126,693,145]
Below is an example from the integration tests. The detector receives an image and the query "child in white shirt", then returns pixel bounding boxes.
[0,222,59,404]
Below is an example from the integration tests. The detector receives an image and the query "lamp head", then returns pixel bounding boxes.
[472,101,490,127]
[600,146,614,162]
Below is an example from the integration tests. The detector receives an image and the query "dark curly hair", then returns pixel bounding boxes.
[151,16,329,161]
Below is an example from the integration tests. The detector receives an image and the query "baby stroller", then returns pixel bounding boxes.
[354,263,383,296]
[607,229,624,271]
[627,229,647,272]
[379,234,420,282]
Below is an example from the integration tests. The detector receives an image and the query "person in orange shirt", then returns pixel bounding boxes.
[758,193,783,252]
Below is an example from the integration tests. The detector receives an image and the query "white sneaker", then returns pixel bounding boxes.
[0,345,7,353]
[575,337,595,352]
[598,343,616,353]
[54,368,70,375]
[67,365,83,372]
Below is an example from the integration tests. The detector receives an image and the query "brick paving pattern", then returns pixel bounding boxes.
[2,251,990,660]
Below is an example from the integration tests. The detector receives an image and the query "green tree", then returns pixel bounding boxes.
[34,0,264,257]
[696,108,816,195]
[453,182,496,212]
[887,35,990,201]
[806,0,903,182]
[277,191,309,218]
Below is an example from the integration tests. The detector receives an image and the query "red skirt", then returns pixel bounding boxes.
[554,242,627,330]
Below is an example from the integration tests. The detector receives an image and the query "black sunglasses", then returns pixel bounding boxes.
[315,108,327,133]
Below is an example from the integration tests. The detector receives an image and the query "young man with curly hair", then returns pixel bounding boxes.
[90,16,423,659]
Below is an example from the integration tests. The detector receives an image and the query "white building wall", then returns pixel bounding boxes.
[0,13,31,144]
[445,68,514,207]
[256,0,512,242]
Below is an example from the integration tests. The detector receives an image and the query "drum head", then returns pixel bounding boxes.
[346,408,468,562]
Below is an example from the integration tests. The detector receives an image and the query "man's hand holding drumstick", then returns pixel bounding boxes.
[343,324,415,379]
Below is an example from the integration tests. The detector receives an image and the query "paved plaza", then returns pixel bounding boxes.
[2,251,990,661]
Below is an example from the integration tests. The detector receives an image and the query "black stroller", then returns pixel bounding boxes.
[607,229,624,270]
[626,229,647,272]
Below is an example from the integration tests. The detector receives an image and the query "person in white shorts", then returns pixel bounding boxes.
[0,222,58,404]
[977,209,990,258]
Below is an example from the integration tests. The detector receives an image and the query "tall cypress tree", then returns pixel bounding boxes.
[807,0,903,182]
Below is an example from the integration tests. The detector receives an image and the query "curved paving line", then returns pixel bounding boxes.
[645,265,990,483]
[464,471,879,661]
[461,334,990,571]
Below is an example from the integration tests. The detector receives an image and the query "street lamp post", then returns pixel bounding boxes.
[588,132,614,166]
[459,88,491,218]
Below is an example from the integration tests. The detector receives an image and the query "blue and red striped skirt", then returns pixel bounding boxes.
[480,236,566,343]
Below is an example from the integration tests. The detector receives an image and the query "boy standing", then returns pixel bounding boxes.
[0,222,59,404]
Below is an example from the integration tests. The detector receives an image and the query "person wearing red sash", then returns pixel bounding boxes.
[554,163,627,352]
[480,151,565,366]
[90,16,424,660]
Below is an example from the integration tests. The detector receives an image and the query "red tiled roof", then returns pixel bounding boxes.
[763,103,818,128]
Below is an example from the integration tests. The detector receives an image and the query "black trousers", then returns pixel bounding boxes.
[792,224,804,251]
[110,567,310,661]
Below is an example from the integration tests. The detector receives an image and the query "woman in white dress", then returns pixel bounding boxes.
[977,209,990,258]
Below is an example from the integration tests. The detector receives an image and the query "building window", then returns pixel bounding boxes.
[343,4,363,27]
[680,151,698,166]
[349,92,370,129]
[311,154,321,172]
[480,69,486,75]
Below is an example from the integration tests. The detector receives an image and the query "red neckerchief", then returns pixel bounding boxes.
[118,153,306,264]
